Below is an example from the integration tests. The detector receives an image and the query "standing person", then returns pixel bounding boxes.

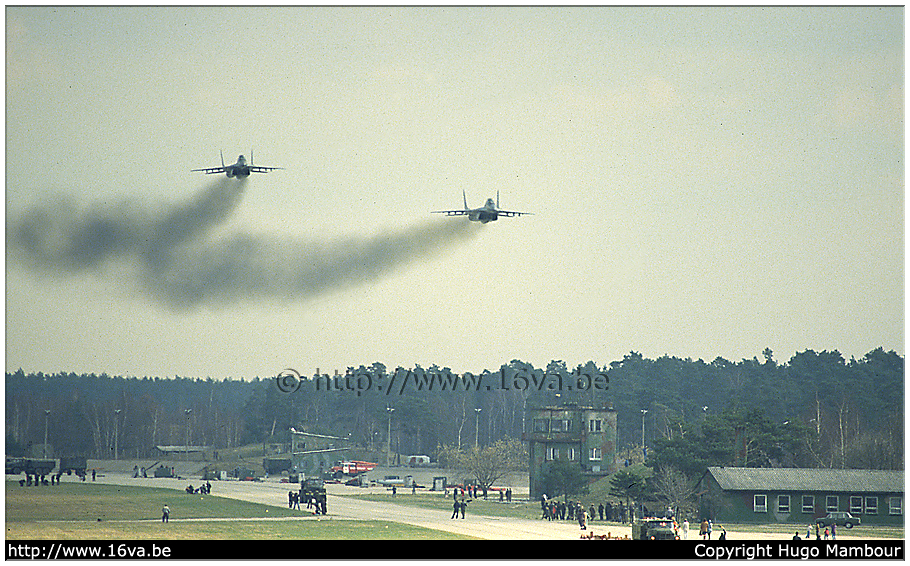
[598,503,604,521]
[682,518,690,540]
[161,504,169,523]
[831,523,836,540]
[288,491,294,508]
[589,505,596,523]
[700,519,709,539]
[451,498,460,519]
[92,469,96,482]
[578,507,588,531]
[707,520,713,539]
[460,498,469,519]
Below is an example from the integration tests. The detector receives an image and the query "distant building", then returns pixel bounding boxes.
[524,403,617,498]
[696,466,904,526]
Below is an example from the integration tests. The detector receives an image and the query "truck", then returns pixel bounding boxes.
[407,455,431,467]
[632,518,679,540]
[262,457,292,475]
[232,466,260,481]
[330,460,377,478]
[6,457,56,477]
[58,457,88,476]
[300,477,326,501]
[154,465,175,478]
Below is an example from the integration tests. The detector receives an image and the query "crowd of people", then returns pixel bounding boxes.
[185,481,212,495]
[16,468,96,486]
[288,489,327,515]
[539,494,642,527]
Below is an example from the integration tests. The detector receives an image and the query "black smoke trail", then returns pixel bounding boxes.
[8,180,480,309]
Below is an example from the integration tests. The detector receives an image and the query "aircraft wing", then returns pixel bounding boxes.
[191,166,226,175]
[431,210,469,216]
[497,210,533,217]
[250,166,283,173]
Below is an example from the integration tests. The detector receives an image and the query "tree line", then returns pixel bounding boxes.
[5,348,902,473]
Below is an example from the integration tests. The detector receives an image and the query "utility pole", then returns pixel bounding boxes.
[640,409,648,458]
[386,406,395,467]
[114,409,122,460]
[43,410,50,458]
[184,409,193,462]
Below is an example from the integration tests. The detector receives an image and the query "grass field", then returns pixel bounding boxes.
[5,481,472,540]
[6,519,471,540]
[6,481,300,522]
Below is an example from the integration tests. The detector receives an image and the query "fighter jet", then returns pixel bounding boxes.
[432,191,532,223]
[192,150,282,177]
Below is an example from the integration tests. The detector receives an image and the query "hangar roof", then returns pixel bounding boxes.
[706,466,903,493]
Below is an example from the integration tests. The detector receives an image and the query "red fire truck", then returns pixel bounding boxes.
[330,460,377,477]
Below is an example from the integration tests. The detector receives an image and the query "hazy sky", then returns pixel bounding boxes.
[6,6,903,379]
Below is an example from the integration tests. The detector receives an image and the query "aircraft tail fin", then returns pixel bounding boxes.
[220,150,225,168]
[497,190,500,209]
[463,190,469,210]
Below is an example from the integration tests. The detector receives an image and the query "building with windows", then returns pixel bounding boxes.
[696,466,904,526]
[524,403,617,498]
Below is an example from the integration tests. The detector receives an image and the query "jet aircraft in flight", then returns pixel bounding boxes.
[432,191,532,223]
[192,151,282,177]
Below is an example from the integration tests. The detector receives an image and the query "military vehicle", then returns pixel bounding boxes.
[263,457,292,475]
[154,465,175,478]
[632,517,679,540]
[232,466,261,481]
[300,477,326,500]
[58,457,87,476]
[6,457,56,477]
[201,465,222,481]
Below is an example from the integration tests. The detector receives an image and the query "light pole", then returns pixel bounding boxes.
[43,410,50,458]
[114,409,122,460]
[474,408,482,448]
[640,409,648,456]
[184,409,193,462]
[386,407,395,467]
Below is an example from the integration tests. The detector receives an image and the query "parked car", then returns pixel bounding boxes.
[817,512,861,529]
